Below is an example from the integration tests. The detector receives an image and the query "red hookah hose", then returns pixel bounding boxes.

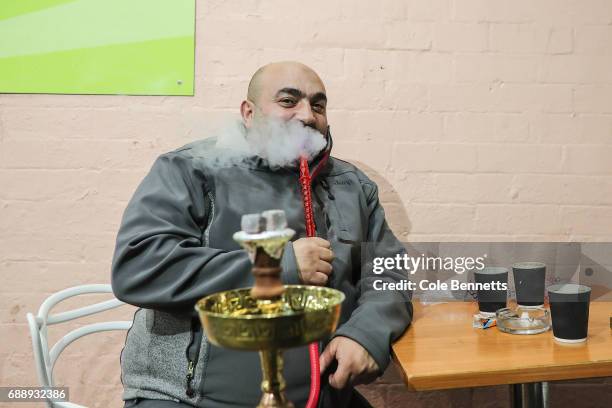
[299,156,320,408]
[299,158,316,237]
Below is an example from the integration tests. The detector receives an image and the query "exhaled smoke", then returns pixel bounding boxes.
[194,116,327,169]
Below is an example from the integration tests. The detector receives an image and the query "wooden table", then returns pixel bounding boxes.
[392,301,612,407]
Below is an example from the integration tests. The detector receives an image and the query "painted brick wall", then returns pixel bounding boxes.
[1,1,611,407]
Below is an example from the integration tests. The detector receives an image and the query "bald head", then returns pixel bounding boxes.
[246,61,325,103]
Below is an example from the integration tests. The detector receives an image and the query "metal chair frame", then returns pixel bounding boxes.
[26,284,132,408]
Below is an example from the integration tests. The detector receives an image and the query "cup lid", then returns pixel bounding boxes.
[547,283,591,294]
[475,266,508,275]
[512,262,546,269]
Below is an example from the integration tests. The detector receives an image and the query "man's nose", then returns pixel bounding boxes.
[294,100,316,127]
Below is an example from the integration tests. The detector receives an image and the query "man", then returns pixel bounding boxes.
[112,61,412,408]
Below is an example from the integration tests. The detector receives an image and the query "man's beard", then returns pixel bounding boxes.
[245,115,327,168]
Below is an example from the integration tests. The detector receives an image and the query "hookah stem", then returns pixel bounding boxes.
[299,156,320,408]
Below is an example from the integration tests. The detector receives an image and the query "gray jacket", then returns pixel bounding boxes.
[111,135,412,407]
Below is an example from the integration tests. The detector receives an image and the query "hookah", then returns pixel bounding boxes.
[195,206,344,407]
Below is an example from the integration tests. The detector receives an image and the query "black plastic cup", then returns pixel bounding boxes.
[474,267,508,316]
[512,262,546,307]
[548,283,591,343]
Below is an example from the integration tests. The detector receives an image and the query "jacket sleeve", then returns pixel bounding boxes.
[332,180,413,373]
[111,153,300,314]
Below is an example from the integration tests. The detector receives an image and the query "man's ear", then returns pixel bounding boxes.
[240,99,255,128]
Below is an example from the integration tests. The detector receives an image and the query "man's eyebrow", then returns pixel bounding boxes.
[311,92,327,104]
[275,87,305,99]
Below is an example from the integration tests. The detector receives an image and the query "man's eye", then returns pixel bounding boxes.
[279,98,296,105]
[313,104,326,112]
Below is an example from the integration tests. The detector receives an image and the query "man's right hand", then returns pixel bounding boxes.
[293,237,334,286]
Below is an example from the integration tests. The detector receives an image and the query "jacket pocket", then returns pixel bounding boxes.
[320,179,365,245]
[122,310,195,402]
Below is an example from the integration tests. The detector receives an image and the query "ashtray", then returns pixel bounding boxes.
[496,306,551,335]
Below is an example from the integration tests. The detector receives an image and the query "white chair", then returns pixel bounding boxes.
[26,284,133,408]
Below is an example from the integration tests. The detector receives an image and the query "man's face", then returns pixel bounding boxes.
[244,64,328,136]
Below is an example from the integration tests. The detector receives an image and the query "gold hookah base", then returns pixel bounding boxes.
[259,392,293,408]
[195,285,345,407]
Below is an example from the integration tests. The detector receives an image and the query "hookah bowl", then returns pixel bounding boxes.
[195,210,344,408]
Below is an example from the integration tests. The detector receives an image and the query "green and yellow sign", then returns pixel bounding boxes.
[0,0,195,95]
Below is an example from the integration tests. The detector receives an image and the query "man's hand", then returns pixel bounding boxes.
[319,336,380,389]
[293,237,334,286]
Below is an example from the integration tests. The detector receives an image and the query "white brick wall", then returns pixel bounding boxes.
[1,1,611,407]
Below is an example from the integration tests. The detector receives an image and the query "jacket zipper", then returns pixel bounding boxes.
[185,191,212,398]
[185,317,203,398]
[185,360,195,397]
